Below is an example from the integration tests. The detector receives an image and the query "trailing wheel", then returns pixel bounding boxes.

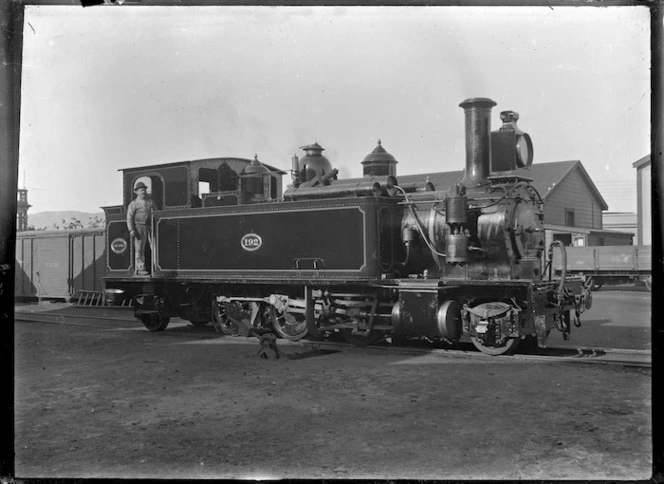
[470,336,520,356]
[139,313,170,332]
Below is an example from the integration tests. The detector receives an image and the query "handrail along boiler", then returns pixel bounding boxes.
[103,97,592,355]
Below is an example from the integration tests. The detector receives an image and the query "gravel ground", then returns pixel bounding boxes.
[13,291,653,480]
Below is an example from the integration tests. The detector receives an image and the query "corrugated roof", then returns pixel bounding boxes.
[395,160,608,210]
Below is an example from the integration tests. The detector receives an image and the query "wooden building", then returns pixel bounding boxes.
[633,154,651,245]
[602,212,637,240]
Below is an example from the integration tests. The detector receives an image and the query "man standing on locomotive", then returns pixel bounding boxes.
[127,181,158,276]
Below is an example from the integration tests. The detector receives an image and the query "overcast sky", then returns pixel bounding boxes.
[19,5,650,214]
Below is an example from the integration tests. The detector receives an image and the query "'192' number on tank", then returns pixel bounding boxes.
[240,233,263,252]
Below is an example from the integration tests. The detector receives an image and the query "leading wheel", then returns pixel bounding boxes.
[470,336,520,356]
[139,313,170,332]
[271,312,308,341]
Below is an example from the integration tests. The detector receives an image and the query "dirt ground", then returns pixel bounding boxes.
[13,290,652,480]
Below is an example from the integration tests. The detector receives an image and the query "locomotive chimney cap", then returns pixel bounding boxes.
[459,97,497,109]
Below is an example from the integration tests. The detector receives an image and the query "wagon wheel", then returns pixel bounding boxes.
[470,336,520,356]
[211,299,238,335]
[139,313,170,332]
[271,310,308,341]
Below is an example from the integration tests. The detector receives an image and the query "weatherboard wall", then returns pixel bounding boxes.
[543,167,603,230]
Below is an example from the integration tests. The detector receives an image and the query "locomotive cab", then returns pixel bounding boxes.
[103,157,286,278]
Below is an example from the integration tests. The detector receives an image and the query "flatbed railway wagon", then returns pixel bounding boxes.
[553,245,652,290]
[103,97,592,356]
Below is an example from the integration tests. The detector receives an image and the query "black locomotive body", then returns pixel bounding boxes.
[103,97,592,355]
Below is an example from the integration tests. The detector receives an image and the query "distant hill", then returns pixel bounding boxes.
[26,211,105,230]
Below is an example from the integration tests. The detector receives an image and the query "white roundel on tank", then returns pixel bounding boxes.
[240,233,263,252]
[111,238,128,255]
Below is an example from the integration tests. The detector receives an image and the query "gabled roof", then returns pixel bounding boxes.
[396,160,608,211]
[532,160,608,211]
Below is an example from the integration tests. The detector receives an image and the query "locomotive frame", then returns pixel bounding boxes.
[103,97,592,356]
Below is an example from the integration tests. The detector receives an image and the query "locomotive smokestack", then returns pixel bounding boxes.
[459,97,497,188]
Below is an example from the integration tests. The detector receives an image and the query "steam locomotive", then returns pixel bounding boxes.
[103,97,593,356]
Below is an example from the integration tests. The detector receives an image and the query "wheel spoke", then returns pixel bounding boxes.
[271,310,308,341]
[212,300,238,335]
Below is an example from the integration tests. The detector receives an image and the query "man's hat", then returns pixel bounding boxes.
[134,182,148,191]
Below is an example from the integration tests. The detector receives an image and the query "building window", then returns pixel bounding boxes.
[573,235,586,247]
[565,209,575,227]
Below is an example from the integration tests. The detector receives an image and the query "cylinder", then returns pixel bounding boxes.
[459,97,497,188]
[436,300,462,339]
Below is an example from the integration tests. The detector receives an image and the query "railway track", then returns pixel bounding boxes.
[15,309,651,368]
[300,340,651,368]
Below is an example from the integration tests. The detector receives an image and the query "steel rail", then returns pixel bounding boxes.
[15,310,651,368]
[301,340,651,368]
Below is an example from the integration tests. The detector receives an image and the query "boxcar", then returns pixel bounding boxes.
[15,228,106,300]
